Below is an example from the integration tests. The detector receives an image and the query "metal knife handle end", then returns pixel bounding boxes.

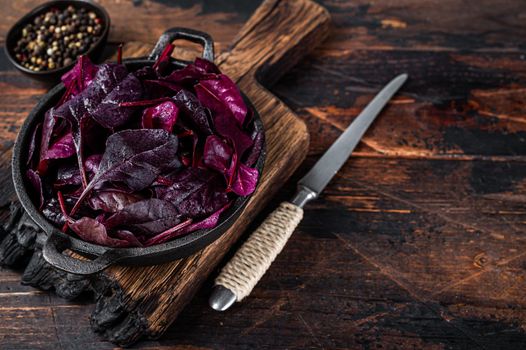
[209,285,237,311]
[211,202,304,310]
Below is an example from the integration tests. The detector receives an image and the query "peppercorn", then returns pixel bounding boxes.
[12,6,103,71]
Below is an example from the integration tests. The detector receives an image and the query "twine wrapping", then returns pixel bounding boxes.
[215,202,304,300]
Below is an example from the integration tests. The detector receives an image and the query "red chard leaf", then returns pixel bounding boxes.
[27,122,41,168]
[141,101,179,132]
[153,43,174,73]
[71,129,180,214]
[70,217,135,247]
[91,73,144,129]
[231,163,259,196]
[42,198,67,227]
[194,58,221,74]
[155,168,229,218]
[53,63,129,126]
[214,109,253,159]
[163,64,210,83]
[88,190,142,213]
[173,90,213,135]
[104,198,182,236]
[26,169,44,209]
[84,154,102,175]
[37,110,57,173]
[61,55,98,99]
[196,74,247,126]
[145,203,230,246]
[43,131,75,160]
[114,230,143,247]
[244,130,265,167]
[202,135,233,176]
[54,164,82,189]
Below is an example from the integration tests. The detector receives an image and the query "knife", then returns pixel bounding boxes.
[209,73,408,311]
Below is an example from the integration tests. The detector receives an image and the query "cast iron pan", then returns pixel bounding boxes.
[12,28,266,275]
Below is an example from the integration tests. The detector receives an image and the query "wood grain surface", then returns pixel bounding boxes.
[1,0,526,349]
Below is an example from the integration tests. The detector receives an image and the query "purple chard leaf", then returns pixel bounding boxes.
[155,168,229,218]
[141,101,180,132]
[43,130,76,161]
[202,135,233,177]
[26,169,44,209]
[88,190,142,213]
[173,90,213,135]
[145,202,230,246]
[91,73,144,129]
[71,129,180,214]
[231,163,259,196]
[69,217,137,247]
[104,198,182,236]
[193,58,221,74]
[195,74,248,126]
[61,55,99,99]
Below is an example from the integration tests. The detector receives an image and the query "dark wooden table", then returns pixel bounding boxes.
[2,0,526,349]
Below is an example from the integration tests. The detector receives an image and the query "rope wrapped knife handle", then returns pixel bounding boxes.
[215,202,303,300]
[211,186,316,309]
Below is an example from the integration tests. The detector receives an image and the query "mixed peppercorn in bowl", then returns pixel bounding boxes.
[5,0,110,78]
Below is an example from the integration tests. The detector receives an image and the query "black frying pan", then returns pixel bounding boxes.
[11,28,265,276]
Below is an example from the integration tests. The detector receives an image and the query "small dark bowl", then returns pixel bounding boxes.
[5,0,110,80]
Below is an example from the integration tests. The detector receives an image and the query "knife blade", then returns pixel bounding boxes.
[298,73,408,197]
[210,73,408,311]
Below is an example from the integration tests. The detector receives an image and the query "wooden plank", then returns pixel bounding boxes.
[1,0,526,349]
[4,0,526,52]
[274,49,526,159]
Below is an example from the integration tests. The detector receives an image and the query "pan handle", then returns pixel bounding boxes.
[148,27,214,63]
[42,231,127,275]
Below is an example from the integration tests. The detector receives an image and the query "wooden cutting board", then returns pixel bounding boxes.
[0,0,330,346]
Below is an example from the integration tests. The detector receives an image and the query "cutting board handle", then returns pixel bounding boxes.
[217,0,331,85]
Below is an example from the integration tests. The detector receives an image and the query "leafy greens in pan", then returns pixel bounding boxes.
[25,47,262,247]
